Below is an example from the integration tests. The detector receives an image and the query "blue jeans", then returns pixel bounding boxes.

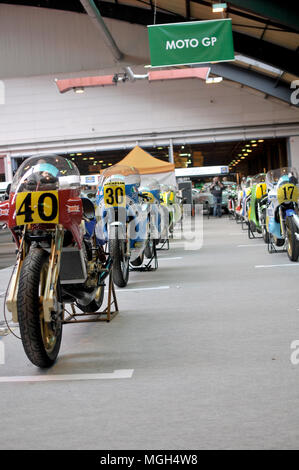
[213,196,222,217]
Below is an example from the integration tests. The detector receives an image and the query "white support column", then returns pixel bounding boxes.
[4,153,13,182]
[287,136,299,169]
[169,139,174,164]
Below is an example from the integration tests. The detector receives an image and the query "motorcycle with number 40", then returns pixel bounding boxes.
[0,155,111,368]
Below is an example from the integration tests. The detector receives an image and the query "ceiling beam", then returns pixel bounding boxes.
[209,63,298,106]
[96,1,299,76]
[227,0,299,33]
[190,0,298,33]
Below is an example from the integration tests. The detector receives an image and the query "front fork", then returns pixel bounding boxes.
[6,227,27,323]
[6,225,64,323]
[43,226,64,322]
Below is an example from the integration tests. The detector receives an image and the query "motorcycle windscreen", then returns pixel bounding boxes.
[10,154,81,226]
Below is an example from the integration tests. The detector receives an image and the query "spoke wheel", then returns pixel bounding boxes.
[17,248,62,368]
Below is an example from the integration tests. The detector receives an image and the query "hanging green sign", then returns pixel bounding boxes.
[148,19,234,67]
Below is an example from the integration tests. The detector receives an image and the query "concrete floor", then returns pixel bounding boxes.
[0,216,299,449]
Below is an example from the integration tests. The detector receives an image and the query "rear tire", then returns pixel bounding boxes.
[109,226,129,287]
[130,252,144,267]
[77,286,105,313]
[286,216,299,261]
[275,237,285,247]
[144,238,155,259]
[261,213,270,244]
[17,248,62,368]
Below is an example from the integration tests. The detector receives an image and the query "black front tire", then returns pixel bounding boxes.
[261,214,270,244]
[109,226,129,287]
[286,216,299,261]
[17,248,62,368]
[144,238,155,259]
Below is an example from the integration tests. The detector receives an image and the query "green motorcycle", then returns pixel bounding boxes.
[247,173,268,241]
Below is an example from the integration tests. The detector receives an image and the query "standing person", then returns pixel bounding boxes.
[210,177,224,217]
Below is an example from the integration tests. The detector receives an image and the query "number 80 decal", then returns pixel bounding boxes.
[15,191,59,225]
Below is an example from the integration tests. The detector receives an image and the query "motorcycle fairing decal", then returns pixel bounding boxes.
[15,190,59,226]
[103,181,126,208]
[256,183,267,200]
[0,202,9,218]
[140,191,155,204]
[277,183,299,205]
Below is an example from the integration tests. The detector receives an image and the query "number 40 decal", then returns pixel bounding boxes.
[15,191,59,225]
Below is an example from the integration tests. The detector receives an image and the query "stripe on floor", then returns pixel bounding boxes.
[0,369,134,383]
[255,263,299,268]
[115,286,170,292]
[238,244,264,247]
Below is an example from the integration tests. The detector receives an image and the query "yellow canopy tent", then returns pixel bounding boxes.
[117,146,176,186]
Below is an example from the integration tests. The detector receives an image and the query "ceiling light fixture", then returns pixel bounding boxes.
[74,87,85,94]
[212,2,227,13]
[206,76,223,84]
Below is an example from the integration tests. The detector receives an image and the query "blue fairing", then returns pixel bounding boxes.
[268,217,282,239]
[84,218,97,239]
[286,209,295,217]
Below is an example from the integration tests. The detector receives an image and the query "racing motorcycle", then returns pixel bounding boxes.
[247,173,268,239]
[139,178,163,259]
[0,155,111,368]
[226,184,237,219]
[95,165,149,287]
[266,167,299,260]
[160,184,182,235]
[236,180,251,229]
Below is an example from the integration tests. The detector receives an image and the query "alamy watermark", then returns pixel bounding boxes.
[290,340,299,365]
[290,80,299,105]
[0,80,5,105]
[0,340,5,365]
[95,202,204,252]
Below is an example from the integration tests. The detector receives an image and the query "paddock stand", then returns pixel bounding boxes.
[267,234,286,254]
[62,272,119,324]
[248,223,263,240]
[130,243,158,272]
[235,213,242,224]
[241,218,249,231]
[156,237,170,251]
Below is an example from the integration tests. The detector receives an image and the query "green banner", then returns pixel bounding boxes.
[148,19,234,67]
